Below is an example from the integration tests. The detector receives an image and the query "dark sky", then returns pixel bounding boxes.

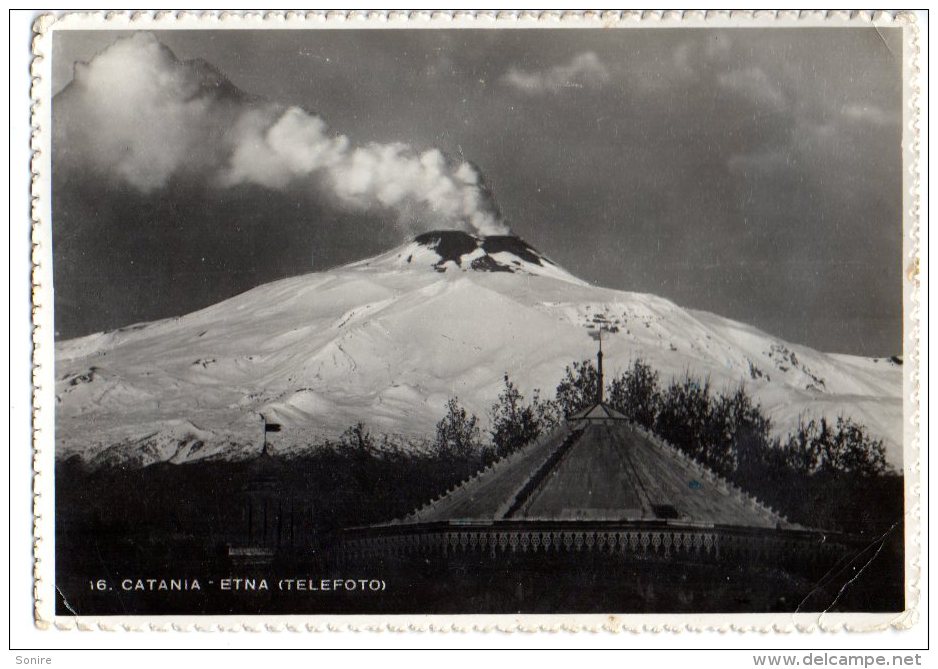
[51,28,903,355]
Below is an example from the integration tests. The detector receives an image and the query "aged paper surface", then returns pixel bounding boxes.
[29,10,922,633]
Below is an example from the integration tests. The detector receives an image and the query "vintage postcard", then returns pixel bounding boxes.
[30,10,921,632]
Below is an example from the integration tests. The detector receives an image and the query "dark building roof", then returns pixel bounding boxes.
[388,421,795,530]
[337,415,871,612]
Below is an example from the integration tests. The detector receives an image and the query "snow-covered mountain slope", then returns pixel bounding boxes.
[55,230,903,468]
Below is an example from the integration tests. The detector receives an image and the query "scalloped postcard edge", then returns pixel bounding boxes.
[28,9,923,634]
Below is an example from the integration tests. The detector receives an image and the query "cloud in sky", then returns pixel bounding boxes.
[717,66,786,108]
[842,103,899,126]
[500,51,609,95]
[55,33,508,236]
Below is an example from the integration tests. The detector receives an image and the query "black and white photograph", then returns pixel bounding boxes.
[35,14,916,623]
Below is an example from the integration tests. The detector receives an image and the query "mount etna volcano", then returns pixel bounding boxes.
[55,230,902,469]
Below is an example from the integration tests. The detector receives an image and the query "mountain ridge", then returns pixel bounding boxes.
[342,229,589,285]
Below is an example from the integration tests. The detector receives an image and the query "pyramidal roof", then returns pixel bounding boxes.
[390,421,795,529]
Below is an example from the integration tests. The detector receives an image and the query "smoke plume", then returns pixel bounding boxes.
[54,33,508,236]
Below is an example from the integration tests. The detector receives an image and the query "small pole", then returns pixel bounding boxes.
[597,325,605,404]
[261,414,268,456]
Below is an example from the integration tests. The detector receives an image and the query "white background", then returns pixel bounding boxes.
[6,2,930,661]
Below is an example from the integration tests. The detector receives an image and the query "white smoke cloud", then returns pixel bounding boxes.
[56,33,226,192]
[56,33,508,236]
[501,51,609,95]
[222,107,505,234]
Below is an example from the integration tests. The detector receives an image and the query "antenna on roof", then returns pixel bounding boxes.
[596,325,604,404]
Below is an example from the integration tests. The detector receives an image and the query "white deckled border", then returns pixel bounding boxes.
[29,9,923,634]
